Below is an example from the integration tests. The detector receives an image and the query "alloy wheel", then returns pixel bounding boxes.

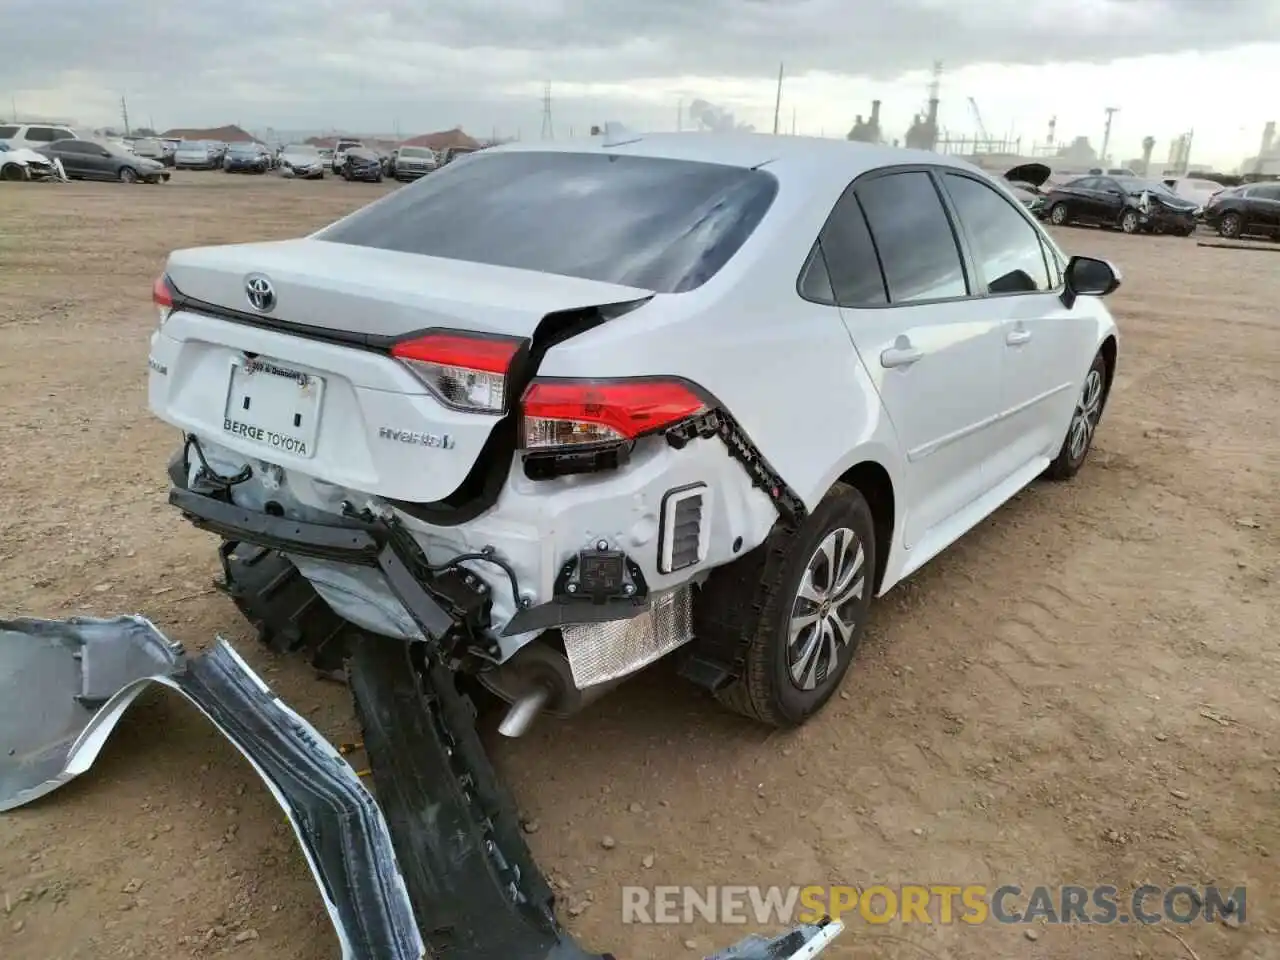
[787,527,866,691]
[1051,204,1068,225]
[1121,211,1138,233]
[1068,368,1105,461]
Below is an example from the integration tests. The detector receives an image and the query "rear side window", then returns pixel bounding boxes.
[856,171,967,303]
[25,127,61,142]
[319,151,779,293]
[808,190,887,306]
[0,125,18,139]
[1252,183,1280,200]
[942,173,1052,294]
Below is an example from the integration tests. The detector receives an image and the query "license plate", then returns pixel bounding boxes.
[222,357,324,458]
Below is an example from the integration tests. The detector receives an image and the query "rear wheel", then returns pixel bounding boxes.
[1219,212,1243,239]
[696,483,875,728]
[1049,202,1070,226]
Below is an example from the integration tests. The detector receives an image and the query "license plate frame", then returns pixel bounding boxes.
[222,357,325,459]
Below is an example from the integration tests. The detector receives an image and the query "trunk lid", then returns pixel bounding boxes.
[152,240,653,503]
[165,238,652,340]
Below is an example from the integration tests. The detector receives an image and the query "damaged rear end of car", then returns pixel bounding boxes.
[150,145,791,736]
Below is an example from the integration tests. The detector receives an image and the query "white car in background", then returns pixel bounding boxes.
[1161,176,1224,214]
[0,122,81,149]
[149,134,1121,735]
[174,140,218,170]
[278,143,326,179]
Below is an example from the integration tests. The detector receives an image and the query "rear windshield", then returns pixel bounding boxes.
[318,150,779,293]
[399,147,431,158]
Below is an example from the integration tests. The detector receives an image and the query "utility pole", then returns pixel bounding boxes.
[10,94,17,122]
[772,62,784,135]
[791,106,796,135]
[119,95,131,136]
[677,98,683,132]
[1100,106,1119,166]
[540,82,554,140]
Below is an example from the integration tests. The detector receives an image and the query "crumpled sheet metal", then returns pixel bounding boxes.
[0,616,843,960]
[0,615,425,960]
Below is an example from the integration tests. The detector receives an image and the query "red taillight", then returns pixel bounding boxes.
[153,274,174,325]
[521,378,709,449]
[390,331,523,413]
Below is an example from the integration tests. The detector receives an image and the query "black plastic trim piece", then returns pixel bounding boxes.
[348,635,611,960]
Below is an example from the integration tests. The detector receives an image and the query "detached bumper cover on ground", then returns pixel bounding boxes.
[0,617,842,960]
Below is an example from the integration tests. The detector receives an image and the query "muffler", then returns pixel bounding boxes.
[481,638,621,738]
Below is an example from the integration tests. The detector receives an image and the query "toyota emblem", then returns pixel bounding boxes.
[244,273,276,313]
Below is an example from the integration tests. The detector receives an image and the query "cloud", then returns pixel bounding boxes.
[1,0,1276,132]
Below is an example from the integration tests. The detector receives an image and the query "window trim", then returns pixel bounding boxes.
[796,162,977,310]
[937,170,1062,300]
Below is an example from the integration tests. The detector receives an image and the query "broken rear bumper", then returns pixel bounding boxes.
[0,617,844,959]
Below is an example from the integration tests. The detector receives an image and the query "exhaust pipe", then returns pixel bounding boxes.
[498,684,552,738]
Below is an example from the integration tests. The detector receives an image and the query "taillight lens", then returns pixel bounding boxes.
[521,378,709,449]
[153,274,174,326]
[390,331,523,414]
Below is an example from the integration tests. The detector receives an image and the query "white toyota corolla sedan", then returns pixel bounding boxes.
[149,131,1120,735]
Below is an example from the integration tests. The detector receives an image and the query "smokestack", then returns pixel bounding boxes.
[870,100,881,127]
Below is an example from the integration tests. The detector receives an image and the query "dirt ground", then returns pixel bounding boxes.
[0,171,1277,960]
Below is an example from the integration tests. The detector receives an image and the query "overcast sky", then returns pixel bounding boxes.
[3,0,1277,170]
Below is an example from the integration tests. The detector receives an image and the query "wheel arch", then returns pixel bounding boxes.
[1098,333,1118,406]
[835,459,895,595]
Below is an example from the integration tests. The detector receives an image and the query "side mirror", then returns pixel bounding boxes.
[1061,255,1121,308]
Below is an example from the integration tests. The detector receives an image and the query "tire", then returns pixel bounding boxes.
[118,166,139,183]
[1219,212,1243,239]
[216,540,349,673]
[1120,209,1139,234]
[1,162,29,182]
[696,483,876,728]
[1046,351,1109,482]
[1049,202,1070,226]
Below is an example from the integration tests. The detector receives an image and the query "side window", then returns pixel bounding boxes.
[856,171,967,304]
[0,125,18,139]
[942,174,1052,295]
[798,244,835,303]
[815,190,888,306]
[25,126,59,142]
[58,141,91,154]
[53,129,75,142]
[1253,184,1280,201]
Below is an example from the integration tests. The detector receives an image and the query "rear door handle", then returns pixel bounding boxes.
[1006,328,1032,346]
[881,345,923,368]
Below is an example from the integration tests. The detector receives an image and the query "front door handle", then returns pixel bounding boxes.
[881,345,923,368]
[1006,327,1032,346]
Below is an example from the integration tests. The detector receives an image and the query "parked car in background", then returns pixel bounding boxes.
[318,147,335,169]
[1161,176,1223,213]
[37,138,170,183]
[1042,175,1198,236]
[1087,166,1139,177]
[223,142,272,174]
[0,140,59,181]
[389,145,437,181]
[1201,181,1280,240]
[438,145,478,165]
[0,122,81,149]
[174,140,219,170]
[339,146,383,182]
[1002,162,1051,216]
[332,139,364,174]
[278,143,326,179]
[208,142,229,166]
[132,138,169,164]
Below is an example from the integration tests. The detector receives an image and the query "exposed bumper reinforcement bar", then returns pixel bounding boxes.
[169,486,460,641]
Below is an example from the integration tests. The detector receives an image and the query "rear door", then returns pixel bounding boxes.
[820,167,1006,549]
[1249,183,1280,232]
[51,140,91,177]
[938,171,1088,482]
